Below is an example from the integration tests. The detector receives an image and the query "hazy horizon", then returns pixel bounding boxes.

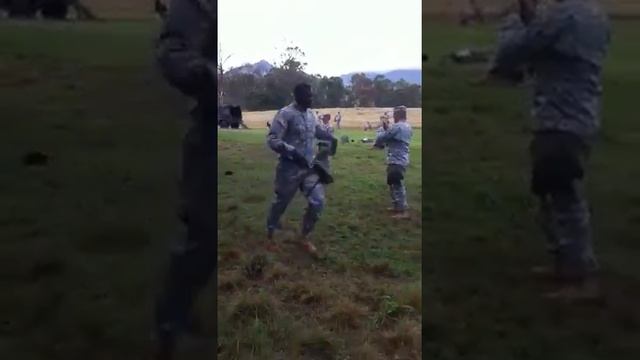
[218,0,422,77]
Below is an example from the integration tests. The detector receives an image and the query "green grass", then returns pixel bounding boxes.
[424,20,640,359]
[217,128,422,359]
[0,20,189,359]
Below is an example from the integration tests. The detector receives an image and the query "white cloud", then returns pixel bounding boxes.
[218,0,422,77]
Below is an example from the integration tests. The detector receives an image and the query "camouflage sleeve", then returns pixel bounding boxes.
[267,110,294,155]
[374,124,400,147]
[315,123,335,141]
[156,0,216,98]
[491,6,567,75]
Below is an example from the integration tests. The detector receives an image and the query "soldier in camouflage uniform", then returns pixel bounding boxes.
[266,83,337,255]
[373,106,413,219]
[490,0,610,300]
[335,111,342,129]
[152,0,216,358]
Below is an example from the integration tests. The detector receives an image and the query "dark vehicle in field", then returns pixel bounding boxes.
[218,105,246,129]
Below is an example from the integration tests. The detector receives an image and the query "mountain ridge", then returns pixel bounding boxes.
[227,60,421,86]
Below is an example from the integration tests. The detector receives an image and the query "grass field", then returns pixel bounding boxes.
[217,128,422,359]
[242,107,422,130]
[0,19,422,359]
[0,20,184,360]
[424,20,640,359]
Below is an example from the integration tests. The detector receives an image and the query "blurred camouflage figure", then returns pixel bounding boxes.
[373,106,413,219]
[490,0,610,301]
[319,113,334,135]
[266,83,337,256]
[152,0,216,358]
[316,114,335,177]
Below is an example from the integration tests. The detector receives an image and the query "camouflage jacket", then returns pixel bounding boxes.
[319,122,334,135]
[374,121,412,167]
[267,103,336,167]
[156,0,216,104]
[492,0,611,142]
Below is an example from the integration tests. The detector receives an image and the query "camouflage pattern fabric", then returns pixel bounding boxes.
[153,0,217,351]
[492,0,610,280]
[375,120,413,211]
[492,0,611,142]
[266,103,336,237]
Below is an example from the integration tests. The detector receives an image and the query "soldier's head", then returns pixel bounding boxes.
[294,83,313,110]
[393,106,407,123]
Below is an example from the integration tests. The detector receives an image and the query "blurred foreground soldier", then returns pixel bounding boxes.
[266,83,337,256]
[373,106,413,219]
[490,0,610,301]
[152,0,216,358]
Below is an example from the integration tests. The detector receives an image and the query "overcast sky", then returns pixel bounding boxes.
[218,0,422,77]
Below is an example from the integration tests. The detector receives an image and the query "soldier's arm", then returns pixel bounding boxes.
[315,124,338,155]
[491,5,567,76]
[156,0,216,98]
[374,124,400,147]
[266,111,295,155]
[315,123,336,141]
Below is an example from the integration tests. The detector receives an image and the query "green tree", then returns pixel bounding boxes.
[350,73,375,107]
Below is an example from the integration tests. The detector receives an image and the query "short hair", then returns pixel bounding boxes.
[293,83,311,97]
[393,105,407,118]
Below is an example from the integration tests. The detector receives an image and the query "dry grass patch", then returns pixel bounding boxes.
[278,280,333,307]
[397,281,422,315]
[265,261,289,282]
[218,269,246,293]
[323,297,369,331]
[351,341,385,360]
[227,290,279,326]
[290,328,338,360]
[242,107,422,129]
[377,319,422,360]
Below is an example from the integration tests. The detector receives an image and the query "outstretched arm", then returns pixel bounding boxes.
[373,124,400,148]
[491,4,567,77]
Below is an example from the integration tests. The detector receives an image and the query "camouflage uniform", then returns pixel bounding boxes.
[266,103,336,237]
[374,118,413,211]
[316,122,334,174]
[153,0,217,353]
[492,0,610,280]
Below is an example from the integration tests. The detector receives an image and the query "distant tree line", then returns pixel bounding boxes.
[220,46,422,111]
